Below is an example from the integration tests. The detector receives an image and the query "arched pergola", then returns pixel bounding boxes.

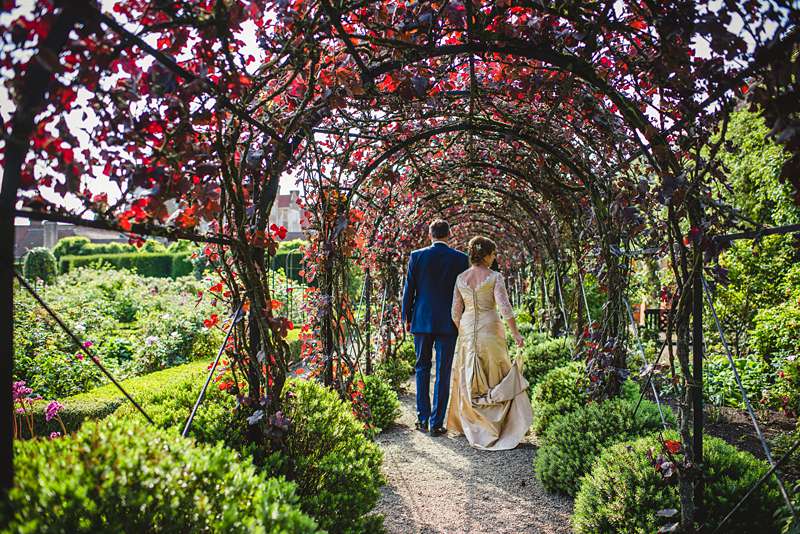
[2,2,798,528]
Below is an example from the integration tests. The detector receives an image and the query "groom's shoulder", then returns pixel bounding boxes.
[448,247,468,260]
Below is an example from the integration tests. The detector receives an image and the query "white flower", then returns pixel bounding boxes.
[170,331,179,338]
[247,410,265,425]
[145,336,159,346]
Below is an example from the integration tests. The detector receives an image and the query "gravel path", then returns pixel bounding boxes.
[374,383,573,534]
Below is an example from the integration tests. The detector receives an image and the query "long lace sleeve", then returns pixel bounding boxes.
[494,273,514,320]
[451,284,464,326]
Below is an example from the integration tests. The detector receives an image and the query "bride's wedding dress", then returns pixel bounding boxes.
[447,270,533,450]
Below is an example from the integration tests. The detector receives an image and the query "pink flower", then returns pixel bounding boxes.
[75,352,84,361]
[82,341,93,349]
[49,432,61,439]
[12,381,32,401]
[45,401,63,422]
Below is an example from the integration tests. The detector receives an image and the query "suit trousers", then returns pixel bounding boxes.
[413,333,457,429]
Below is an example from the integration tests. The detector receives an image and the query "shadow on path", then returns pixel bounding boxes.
[374,382,573,534]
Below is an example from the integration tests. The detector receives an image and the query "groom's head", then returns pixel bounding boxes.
[429,219,450,242]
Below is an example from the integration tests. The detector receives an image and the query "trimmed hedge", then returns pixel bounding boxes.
[517,336,574,388]
[6,417,319,533]
[59,252,198,278]
[171,252,194,277]
[573,432,782,534]
[274,379,385,533]
[272,250,304,283]
[362,374,401,433]
[535,397,670,495]
[532,361,638,435]
[23,247,58,284]
[30,360,210,436]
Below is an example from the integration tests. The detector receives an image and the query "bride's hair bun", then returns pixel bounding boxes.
[468,236,496,265]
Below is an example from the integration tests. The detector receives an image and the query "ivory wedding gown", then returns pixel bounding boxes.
[447,270,533,450]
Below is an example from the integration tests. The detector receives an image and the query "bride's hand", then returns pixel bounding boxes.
[513,332,524,348]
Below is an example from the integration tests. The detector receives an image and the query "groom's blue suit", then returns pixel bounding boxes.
[402,242,469,430]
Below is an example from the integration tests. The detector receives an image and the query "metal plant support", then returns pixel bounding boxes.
[12,268,154,425]
[182,302,244,438]
[701,276,796,525]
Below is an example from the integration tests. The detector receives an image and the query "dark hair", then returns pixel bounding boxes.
[429,219,450,239]
[468,236,496,265]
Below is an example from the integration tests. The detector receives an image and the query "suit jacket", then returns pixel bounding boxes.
[402,242,470,335]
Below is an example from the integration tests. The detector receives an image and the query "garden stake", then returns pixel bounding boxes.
[12,268,154,425]
[182,302,244,437]
[702,276,796,519]
[623,297,668,430]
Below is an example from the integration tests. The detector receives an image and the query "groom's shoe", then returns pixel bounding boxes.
[415,421,429,433]
[430,426,447,437]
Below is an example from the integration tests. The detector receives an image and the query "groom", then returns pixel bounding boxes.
[402,220,469,436]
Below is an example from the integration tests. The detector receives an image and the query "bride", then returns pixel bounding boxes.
[447,236,533,450]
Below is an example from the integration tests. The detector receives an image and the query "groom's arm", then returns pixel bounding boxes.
[401,253,417,331]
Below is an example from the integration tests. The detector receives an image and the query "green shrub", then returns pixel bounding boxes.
[60,252,176,278]
[114,362,245,449]
[23,247,57,284]
[52,236,91,260]
[272,250,304,283]
[171,252,195,277]
[535,397,670,495]
[5,417,319,533]
[532,361,638,435]
[14,268,222,398]
[396,338,416,368]
[531,361,588,435]
[572,432,782,534]
[30,360,210,436]
[375,356,414,392]
[362,374,401,433]
[275,379,384,533]
[517,336,574,387]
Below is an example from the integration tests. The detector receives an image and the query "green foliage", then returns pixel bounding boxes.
[713,109,799,227]
[532,361,638,435]
[272,249,305,283]
[516,336,574,388]
[396,338,417,368]
[531,361,588,435]
[712,234,798,350]
[167,239,197,253]
[535,398,669,496]
[52,236,91,259]
[375,356,414,392]
[6,417,319,533]
[29,360,210,436]
[60,252,178,278]
[115,363,246,449]
[362,374,401,433]
[171,252,194,277]
[14,268,221,398]
[275,379,384,533]
[750,302,800,362]
[572,432,782,534]
[23,247,57,284]
[703,352,772,409]
[278,239,307,251]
